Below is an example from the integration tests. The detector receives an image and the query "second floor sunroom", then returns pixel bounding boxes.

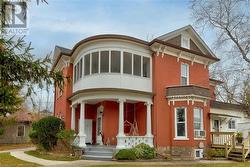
[73,49,151,83]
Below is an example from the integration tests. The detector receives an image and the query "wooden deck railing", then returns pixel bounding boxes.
[242,134,250,161]
[210,132,235,148]
[225,133,236,158]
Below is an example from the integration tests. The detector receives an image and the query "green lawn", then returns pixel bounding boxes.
[90,163,250,167]
[0,153,39,167]
[25,150,79,161]
[0,143,34,151]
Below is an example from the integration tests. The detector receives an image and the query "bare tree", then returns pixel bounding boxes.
[191,0,250,64]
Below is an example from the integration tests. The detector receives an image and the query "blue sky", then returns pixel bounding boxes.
[26,0,215,58]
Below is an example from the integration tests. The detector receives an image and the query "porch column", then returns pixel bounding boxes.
[145,102,153,136]
[116,98,125,149]
[79,101,86,148]
[71,105,76,130]
[145,102,153,147]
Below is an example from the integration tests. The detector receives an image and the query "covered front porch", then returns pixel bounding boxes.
[69,89,153,149]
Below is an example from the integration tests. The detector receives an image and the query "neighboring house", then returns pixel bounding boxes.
[0,112,33,144]
[0,111,51,144]
[52,25,250,160]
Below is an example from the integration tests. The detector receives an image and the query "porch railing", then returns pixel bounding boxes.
[210,132,235,148]
[242,134,250,161]
[122,136,153,148]
[224,132,236,158]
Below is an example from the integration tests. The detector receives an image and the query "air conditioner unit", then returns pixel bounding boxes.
[194,130,206,138]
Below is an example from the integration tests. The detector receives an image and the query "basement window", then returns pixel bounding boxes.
[195,149,203,159]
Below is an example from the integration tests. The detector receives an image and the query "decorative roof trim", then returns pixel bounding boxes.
[149,39,219,62]
[156,25,217,59]
[167,95,209,106]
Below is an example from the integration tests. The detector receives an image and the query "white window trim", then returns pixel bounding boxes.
[174,107,188,140]
[194,149,204,159]
[181,34,190,49]
[228,119,236,129]
[181,63,189,85]
[17,125,25,137]
[73,49,151,84]
[194,107,204,131]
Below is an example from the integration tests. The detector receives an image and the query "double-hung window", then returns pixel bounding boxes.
[194,108,203,130]
[228,120,236,129]
[175,107,187,139]
[181,63,189,85]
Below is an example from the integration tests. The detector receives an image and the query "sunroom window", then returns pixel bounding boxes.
[133,54,141,76]
[111,51,121,73]
[84,54,90,76]
[92,52,99,74]
[100,51,109,73]
[123,52,132,74]
[143,57,150,78]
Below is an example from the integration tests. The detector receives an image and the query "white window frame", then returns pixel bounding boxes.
[194,149,204,159]
[194,108,204,130]
[73,49,152,84]
[181,63,189,85]
[181,34,190,49]
[228,119,236,129]
[174,107,188,140]
[17,125,25,137]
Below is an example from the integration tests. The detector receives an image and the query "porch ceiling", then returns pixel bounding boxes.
[209,113,241,118]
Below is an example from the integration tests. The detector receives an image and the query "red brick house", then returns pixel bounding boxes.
[52,25,250,160]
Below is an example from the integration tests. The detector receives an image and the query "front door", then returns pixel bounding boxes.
[79,119,93,144]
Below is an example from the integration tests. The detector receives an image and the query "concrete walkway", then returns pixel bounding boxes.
[10,150,70,166]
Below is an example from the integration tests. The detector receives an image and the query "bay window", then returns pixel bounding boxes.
[194,108,203,130]
[175,107,187,138]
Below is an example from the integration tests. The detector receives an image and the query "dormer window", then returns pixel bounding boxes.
[181,35,190,49]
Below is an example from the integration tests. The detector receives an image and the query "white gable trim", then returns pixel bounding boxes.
[157,25,217,58]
